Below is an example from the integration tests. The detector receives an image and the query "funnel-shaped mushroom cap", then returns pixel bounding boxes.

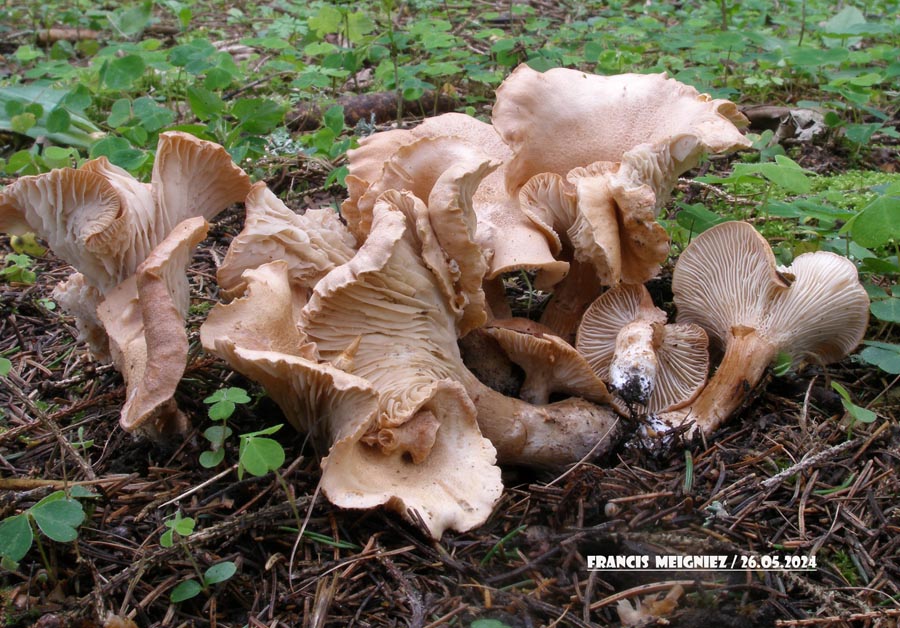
[576,284,708,413]
[520,165,670,287]
[577,284,666,381]
[481,318,614,406]
[301,192,466,425]
[0,165,144,293]
[151,131,253,232]
[218,182,357,300]
[763,252,870,363]
[644,323,709,414]
[0,132,250,360]
[343,134,503,334]
[97,217,209,437]
[343,113,568,291]
[213,343,500,538]
[673,221,786,344]
[204,196,503,537]
[0,132,251,292]
[492,64,751,193]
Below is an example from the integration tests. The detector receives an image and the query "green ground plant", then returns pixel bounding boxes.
[159,511,238,603]
[0,488,92,573]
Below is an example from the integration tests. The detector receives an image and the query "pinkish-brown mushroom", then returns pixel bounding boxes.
[652,221,869,438]
[97,217,209,437]
[576,284,709,414]
[492,65,751,338]
[0,131,251,358]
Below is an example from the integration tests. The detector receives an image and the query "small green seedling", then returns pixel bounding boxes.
[170,561,238,603]
[238,425,286,479]
[160,510,195,548]
[161,511,237,603]
[1,253,36,285]
[831,381,878,433]
[0,489,88,570]
[0,357,10,377]
[200,386,250,468]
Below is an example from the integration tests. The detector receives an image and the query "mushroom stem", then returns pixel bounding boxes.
[663,325,774,436]
[459,370,622,468]
[609,319,662,405]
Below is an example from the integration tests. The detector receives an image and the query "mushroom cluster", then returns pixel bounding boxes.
[3,64,868,539]
[0,132,251,436]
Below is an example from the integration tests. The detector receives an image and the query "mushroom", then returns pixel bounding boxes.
[202,201,505,537]
[0,132,251,438]
[575,284,709,414]
[0,131,251,357]
[208,176,623,472]
[655,221,869,437]
[96,217,209,437]
[217,182,358,303]
[302,189,623,467]
[477,318,619,408]
[492,65,751,339]
[343,112,569,308]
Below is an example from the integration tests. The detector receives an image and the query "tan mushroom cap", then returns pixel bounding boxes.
[343,134,502,334]
[645,323,709,414]
[97,216,209,437]
[482,318,614,407]
[576,284,708,413]
[302,189,622,467]
[0,132,251,359]
[492,64,751,194]
[491,65,749,302]
[660,221,870,437]
[218,182,356,301]
[0,132,251,292]
[673,221,785,344]
[343,113,568,291]
[577,284,666,381]
[675,222,870,361]
[201,261,318,359]
[301,191,465,427]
